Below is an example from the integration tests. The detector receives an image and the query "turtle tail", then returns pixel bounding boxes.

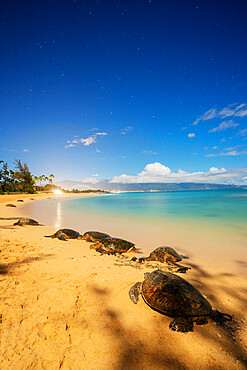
[129,282,141,304]
[210,310,233,324]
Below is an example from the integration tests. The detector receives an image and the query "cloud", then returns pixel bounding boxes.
[64,144,76,148]
[208,120,239,133]
[81,177,99,184]
[141,150,157,155]
[188,133,195,138]
[238,129,247,137]
[95,132,107,136]
[110,162,247,184]
[65,132,107,148]
[80,136,96,146]
[206,149,247,157]
[192,103,247,126]
[193,108,217,125]
[121,126,133,135]
[23,149,29,152]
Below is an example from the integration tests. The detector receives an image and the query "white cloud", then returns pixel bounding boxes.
[81,177,99,184]
[208,120,239,133]
[188,133,195,138]
[65,132,107,148]
[238,129,247,137]
[65,144,76,148]
[80,136,96,146]
[95,132,108,136]
[192,103,247,126]
[141,150,157,155]
[121,126,133,134]
[23,149,29,152]
[212,146,218,150]
[206,149,247,157]
[193,108,217,125]
[109,162,247,184]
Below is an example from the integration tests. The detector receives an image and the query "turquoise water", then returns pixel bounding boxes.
[24,189,247,269]
[63,189,247,227]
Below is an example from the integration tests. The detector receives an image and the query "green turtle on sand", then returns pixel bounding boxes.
[45,228,83,241]
[82,231,111,243]
[14,218,43,226]
[90,237,136,254]
[129,270,232,333]
[137,246,190,273]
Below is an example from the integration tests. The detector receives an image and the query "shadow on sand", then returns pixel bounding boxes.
[0,254,54,275]
[88,261,247,369]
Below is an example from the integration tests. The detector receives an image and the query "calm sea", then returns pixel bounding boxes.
[63,189,247,227]
[23,189,247,268]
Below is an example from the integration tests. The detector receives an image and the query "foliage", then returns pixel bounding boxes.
[0,159,35,194]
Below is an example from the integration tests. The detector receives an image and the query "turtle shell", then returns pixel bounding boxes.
[15,218,39,225]
[146,246,182,263]
[55,229,81,239]
[99,237,135,252]
[141,270,212,317]
[82,231,110,242]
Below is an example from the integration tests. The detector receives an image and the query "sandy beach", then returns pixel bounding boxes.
[0,194,247,369]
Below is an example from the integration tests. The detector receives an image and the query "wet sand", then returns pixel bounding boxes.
[0,194,246,369]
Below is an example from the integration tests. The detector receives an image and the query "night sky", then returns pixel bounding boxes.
[1,0,247,184]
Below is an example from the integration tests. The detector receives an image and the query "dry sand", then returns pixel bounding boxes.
[0,194,246,369]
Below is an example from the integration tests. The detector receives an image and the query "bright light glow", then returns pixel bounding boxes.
[54,189,63,194]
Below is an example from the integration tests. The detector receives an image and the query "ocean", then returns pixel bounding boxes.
[23,189,247,271]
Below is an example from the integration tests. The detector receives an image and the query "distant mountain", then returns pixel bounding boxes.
[55,180,247,192]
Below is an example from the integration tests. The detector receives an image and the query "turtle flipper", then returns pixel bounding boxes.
[166,258,190,273]
[210,310,233,324]
[129,282,142,304]
[90,243,99,250]
[58,233,68,241]
[169,317,194,333]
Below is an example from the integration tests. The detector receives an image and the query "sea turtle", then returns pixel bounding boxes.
[17,199,24,202]
[129,270,232,333]
[45,228,83,241]
[6,204,16,207]
[90,237,136,254]
[82,231,111,243]
[137,246,190,273]
[14,218,42,226]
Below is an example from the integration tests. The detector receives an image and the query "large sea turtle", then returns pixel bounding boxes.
[14,218,43,226]
[138,246,190,273]
[6,204,16,207]
[129,270,232,333]
[90,237,136,254]
[45,228,83,241]
[82,231,111,243]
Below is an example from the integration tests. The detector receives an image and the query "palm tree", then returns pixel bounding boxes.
[33,175,39,191]
[49,174,55,191]
[39,176,43,187]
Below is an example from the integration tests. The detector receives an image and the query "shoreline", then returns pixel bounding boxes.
[0,194,247,369]
[20,194,247,277]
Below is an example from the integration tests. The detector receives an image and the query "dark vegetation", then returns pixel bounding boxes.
[0,160,35,194]
[0,159,109,195]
